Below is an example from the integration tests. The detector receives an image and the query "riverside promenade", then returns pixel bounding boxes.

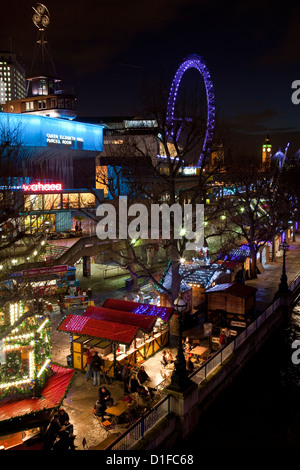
[246,237,300,310]
[49,236,300,450]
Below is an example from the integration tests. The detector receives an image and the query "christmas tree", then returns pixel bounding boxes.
[0,301,52,400]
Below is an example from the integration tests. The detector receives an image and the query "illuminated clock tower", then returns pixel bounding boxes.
[262,134,272,168]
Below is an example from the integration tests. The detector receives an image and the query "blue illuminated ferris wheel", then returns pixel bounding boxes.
[166,54,215,167]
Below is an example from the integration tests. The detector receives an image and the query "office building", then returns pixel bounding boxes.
[0,52,26,103]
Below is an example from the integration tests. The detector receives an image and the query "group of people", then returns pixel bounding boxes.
[121,362,156,399]
[57,287,89,315]
[45,408,76,451]
[84,346,104,386]
[160,350,174,367]
[160,342,196,376]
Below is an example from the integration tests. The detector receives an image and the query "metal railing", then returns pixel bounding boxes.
[191,272,300,385]
[103,273,300,450]
[190,296,282,384]
[288,271,300,293]
[105,395,170,450]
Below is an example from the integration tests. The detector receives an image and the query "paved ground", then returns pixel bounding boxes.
[50,306,180,450]
[48,236,300,450]
[246,237,300,311]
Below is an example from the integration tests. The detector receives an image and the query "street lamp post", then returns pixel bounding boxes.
[278,240,289,293]
[168,292,192,392]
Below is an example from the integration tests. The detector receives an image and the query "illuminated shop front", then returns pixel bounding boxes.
[21,184,101,234]
[0,112,105,233]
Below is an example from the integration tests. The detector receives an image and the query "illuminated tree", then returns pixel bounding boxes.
[0,119,56,340]
[216,162,290,278]
[93,107,230,303]
[0,301,52,399]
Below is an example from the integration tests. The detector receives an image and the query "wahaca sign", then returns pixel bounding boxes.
[22,183,62,191]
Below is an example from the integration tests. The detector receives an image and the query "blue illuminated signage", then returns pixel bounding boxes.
[0,113,103,152]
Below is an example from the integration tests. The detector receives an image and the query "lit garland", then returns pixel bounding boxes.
[37,358,51,378]
[9,302,24,326]
[0,303,52,400]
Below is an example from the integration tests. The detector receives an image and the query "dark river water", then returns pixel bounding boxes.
[179,305,300,451]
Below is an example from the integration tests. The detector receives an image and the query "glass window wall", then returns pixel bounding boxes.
[68,193,79,209]
[24,194,43,211]
[80,193,96,208]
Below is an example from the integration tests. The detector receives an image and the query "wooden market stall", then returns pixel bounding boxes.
[58,301,173,377]
[205,282,257,329]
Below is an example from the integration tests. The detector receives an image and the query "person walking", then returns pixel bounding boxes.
[121,362,131,395]
[58,293,65,315]
[91,350,103,386]
[84,346,94,381]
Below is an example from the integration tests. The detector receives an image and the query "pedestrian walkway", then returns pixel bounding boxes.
[49,236,300,450]
[50,307,178,450]
[246,236,300,312]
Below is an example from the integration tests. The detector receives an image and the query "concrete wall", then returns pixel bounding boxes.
[131,414,180,450]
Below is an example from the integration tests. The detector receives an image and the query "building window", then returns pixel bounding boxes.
[24,194,43,211]
[38,100,47,110]
[80,193,96,208]
[62,194,69,209]
[68,193,79,209]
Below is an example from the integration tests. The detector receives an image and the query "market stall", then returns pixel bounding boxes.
[206,282,257,327]
[58,302,173,377]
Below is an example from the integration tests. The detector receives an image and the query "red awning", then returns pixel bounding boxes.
[102,298,173,322]
[58,314,140,345]
[0,364,74,424]
[83,305,157,332]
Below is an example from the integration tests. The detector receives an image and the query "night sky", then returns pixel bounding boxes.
[1,0,300,157]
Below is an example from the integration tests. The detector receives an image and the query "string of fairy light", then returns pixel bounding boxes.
[0,301,51,394]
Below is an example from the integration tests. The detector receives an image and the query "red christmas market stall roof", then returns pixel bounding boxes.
[0,364,75,426]
[58,304,159,345]
[84,305,157,331]
[102,298,174,322]
[58,314,138,345]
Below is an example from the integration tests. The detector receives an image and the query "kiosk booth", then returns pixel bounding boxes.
[58,300,173,377]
